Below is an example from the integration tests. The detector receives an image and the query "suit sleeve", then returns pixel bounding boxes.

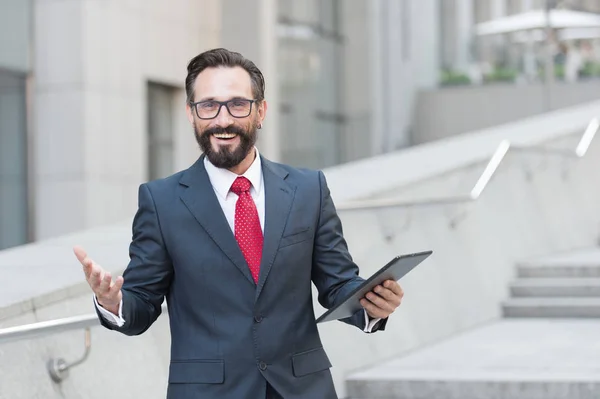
[96,183,174,335]
[311,171,387,332]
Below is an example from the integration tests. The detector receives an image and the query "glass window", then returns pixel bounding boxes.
[0,70,28,250]
[278,0,318,25]
[277,0,345,169]
[147,83,175,180]
[402,0,411,62]
[0,0,32,72]
[440,0,457,69]
[319,0,337,34]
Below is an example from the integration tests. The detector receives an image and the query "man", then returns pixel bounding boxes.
[74,48,404,399]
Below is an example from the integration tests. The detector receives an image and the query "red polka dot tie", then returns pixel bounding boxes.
[230,176,263,284]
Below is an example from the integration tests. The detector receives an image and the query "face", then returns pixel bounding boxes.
[186,66,267,169]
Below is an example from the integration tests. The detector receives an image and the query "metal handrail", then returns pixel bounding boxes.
[0,313,99,383]
[0,313,99,345]
[0,303,169,345]
[337,117,599,212]
[0,304,167,383]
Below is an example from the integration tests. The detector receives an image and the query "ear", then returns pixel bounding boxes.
[257,100,268,125]
[185,102,195,126]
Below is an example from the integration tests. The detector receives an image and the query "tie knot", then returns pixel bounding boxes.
[230,176,251,195]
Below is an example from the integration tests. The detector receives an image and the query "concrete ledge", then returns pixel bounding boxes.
[325,100,600,202]
[0,222,130,321]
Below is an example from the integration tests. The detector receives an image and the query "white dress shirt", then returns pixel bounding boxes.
[96,148,381,332]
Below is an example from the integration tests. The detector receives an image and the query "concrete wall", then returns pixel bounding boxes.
[31,0,220,241]
[1,101,599,398]
[413,81,600,145]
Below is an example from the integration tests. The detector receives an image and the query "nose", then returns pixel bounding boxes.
[213,103,234,127]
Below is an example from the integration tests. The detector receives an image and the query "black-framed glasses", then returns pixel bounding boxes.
[189,98,257,120]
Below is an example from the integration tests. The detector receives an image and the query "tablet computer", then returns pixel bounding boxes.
[315,250,433,323]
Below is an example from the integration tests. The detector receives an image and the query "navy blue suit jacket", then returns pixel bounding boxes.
[97,155,386,398]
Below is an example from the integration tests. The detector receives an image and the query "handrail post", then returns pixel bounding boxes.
[47,328,92,383]
[335,118,598,212]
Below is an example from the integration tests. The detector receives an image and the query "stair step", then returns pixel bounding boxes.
[346,319,600,399]
[503,297,600,318]
[347,379,600,399]
[517,264,600,278]
[510,278,600,297]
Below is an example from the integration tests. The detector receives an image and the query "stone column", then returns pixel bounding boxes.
[455,0,475,73]
[492,0,507,18]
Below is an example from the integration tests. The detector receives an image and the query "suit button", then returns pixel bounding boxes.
[254,315,263,323]
[259,361,267,371]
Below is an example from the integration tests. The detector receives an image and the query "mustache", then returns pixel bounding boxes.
[202,125,247,137]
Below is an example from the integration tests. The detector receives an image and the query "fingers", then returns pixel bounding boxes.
[74,246,94,278]
[360,298,389,319]
[74,245,123,300]
[98,271,112,293]
[73,245,87,263]
[364,290,395,313]
[372,286,400,307]
[88,264,103,290]
[94,272,124,304]
[373,282,403,307]
[384,280,404,297]
[111,276,124,294]
[360,280,405,319]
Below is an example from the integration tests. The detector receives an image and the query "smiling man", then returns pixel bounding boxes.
[73,48,404,399]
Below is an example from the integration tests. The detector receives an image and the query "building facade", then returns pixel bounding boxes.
[0,0,434,250]
[2,0,597,250]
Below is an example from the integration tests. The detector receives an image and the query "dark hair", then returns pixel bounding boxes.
[185,48,265,103]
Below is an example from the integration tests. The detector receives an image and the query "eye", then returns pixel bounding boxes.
[200,101,217,109]
[230,100,248,108]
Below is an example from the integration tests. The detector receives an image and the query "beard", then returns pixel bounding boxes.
[195,121,259,169]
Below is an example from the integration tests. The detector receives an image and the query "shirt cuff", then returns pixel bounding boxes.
[363,310,382,333]
[94,295,126,327]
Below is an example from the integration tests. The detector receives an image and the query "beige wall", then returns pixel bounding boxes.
[32,0,220,241]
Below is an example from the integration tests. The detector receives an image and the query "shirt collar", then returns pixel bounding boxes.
[203,147,263,200]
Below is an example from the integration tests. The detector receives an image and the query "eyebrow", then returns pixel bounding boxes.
[196,96,250,102]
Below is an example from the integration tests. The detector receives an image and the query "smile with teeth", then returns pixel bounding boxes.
[213,133,237,140]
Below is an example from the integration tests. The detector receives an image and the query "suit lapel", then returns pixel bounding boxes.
[179,156,255,285]
[256,158,295,301]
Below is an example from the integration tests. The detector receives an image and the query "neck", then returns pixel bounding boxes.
[228,147,256,175]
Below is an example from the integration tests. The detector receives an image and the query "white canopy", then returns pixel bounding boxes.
[511,27,600,43]
[475,9,600,36]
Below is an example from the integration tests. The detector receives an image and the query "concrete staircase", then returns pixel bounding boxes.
[345,248,600,399]
[503,248,600,318]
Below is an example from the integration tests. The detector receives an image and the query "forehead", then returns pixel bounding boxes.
[194,66,253,101]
